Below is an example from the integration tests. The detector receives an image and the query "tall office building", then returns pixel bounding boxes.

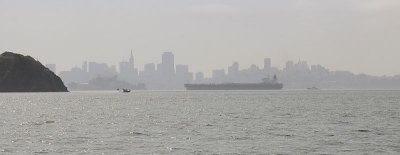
[264,58,271,77]
[119,51,137,83]
[88,62,117,77]
[158,52,175,77]
[228,62,239,76]
[163,52,175,74]
[129,50,134,69]
[82,61,88,73]
[264,58,271,71]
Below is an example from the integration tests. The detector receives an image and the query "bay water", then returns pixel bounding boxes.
[0,90,399,154]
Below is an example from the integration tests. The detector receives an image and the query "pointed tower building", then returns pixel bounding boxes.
[129,49,134,68]
[119,50,138,83]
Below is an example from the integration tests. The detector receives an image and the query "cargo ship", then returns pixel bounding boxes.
[185,75,283,90]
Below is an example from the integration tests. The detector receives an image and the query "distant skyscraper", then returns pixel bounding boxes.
[228,62,239,76]
[158,52,175,77]
[82,61,88,73]
[129,49,134,69]
[88,62,117,78]
[163,52,174,73]
[264,58,271,71]
[140,63,156,80]
[45,64,56,73]
[119,51,137,83]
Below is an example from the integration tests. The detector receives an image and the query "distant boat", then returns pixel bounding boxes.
[117,88,131,93]
[185,75,283,90]
[122,89,131,93]
[307,86,320,90]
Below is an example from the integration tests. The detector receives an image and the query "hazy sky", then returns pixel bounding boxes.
[1,0,399,76]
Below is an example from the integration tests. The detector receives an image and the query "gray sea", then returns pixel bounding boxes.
[0,90,399,154]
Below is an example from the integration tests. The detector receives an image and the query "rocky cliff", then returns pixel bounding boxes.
[0,52,68,92]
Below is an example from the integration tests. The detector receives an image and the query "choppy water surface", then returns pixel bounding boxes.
[0,90,399,154]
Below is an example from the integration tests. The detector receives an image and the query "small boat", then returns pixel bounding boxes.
[122,89,131,93]
[307,86,320,90]
[117,88,131,93]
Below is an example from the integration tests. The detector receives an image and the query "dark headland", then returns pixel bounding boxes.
[0,52,68,92]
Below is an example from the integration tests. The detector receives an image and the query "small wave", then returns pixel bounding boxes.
[21,120,56,126]
[275,134,294,137]
[34,149,50,154]
[357,129,371,133]
[233,136,253,140]
[34,120,56,125]
[342,113,356,117]
[375,132,385,135]
[130,132,148,135]
[330,121,351,125]
[325,141,345,146]
[1,149,11,153]
[167,147,184,151]
[75,136,91,139]
[45,120,55,124]
[33,122,45,126]
[122,131,149,136]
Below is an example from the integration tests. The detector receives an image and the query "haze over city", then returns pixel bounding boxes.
[1,1,400,154]
[1,0,400,76]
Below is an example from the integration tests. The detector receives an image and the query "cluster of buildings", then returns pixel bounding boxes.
[55,51,277,90]
[50,51,400,90]
[57,52,194,89]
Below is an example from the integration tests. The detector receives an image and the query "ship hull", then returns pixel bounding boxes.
[185,83,283,90]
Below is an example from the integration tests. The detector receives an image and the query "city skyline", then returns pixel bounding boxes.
[11,48,400,77]
[56,51,400,90]
[1,0,400,76]
[44,50,398,78]
[47,50,390,78]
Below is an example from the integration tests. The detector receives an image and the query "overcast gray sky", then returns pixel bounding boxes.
[1,0,399,76]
